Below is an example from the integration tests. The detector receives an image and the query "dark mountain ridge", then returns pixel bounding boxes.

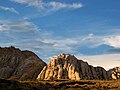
[0,46,46,80]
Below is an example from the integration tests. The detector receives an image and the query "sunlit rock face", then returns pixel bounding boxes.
[37,54,109,80]
[0,46,46,80]
[108,66,120,80]
[37,54,80,80]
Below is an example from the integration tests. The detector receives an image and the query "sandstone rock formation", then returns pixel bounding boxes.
[37,54,80,80]
[37,54,109,80]
[0,46,46,80]
[107,66,120,79]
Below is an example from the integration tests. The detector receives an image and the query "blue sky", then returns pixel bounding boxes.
[0,0,120,69]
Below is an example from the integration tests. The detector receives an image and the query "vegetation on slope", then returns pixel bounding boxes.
[0,78,120,90]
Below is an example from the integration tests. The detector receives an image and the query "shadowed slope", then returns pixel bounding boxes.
[0,46,46,80]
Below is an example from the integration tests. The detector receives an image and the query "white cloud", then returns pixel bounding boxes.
[0,21,38,32]
[9,0,83,17]
[10,0,44,9]
[47,2,82,9]
[104,36,120,48]
[80,34,120,48]
[0,6,19,14]
[1,20,120,69]
[77,54,120,70]
[1,23,120,54]
[31,33,118,58]
[42,38,80,52]
[10,0,83,11]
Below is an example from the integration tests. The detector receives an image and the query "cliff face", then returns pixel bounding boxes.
[0,46,46,80]
[37,54,80,80]
[37,54,109,80]
[77,61,108,80]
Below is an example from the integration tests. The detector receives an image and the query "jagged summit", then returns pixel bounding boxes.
[37,54,109,80]
[0,45,19,50]
[52,53,75,59]
[0,46,38,57]
[50,53,78,63]
[0,46,20,54]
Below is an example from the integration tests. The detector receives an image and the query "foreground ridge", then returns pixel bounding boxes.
[37,53,120,80]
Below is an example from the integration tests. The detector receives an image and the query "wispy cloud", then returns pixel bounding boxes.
[10,0,44,9]
[0,21,38,32]
[13,33,120,59]
[10,0,83,12]
[47,2,82,10]
[104,36,120,48]
[0,6,19,14]
[2,28,119,54]
[1,20,120,67]
[1,22,120,54]
[80,34,120,48]
[77,54,120,70]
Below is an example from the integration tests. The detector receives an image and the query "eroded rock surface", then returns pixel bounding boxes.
[0,46,46,80]
[37,54,109,80]
[37,54,80,80]
[107,66,120,79]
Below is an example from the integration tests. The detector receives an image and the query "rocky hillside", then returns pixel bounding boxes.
[0,46,46,80]
[37,54,119,80]
[0,46,119,81]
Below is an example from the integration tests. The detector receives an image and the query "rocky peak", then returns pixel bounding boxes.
[37,54,109,80]
[0,46,46,80]
[50,53,78,66]
[37,54,80,80]
[0,46,21,54]
[56,53,76,59]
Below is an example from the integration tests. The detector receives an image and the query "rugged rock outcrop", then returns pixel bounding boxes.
[0,46,46,80]
[37,54,109,80]
[37,54,80,80]
[107,66,120,79]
